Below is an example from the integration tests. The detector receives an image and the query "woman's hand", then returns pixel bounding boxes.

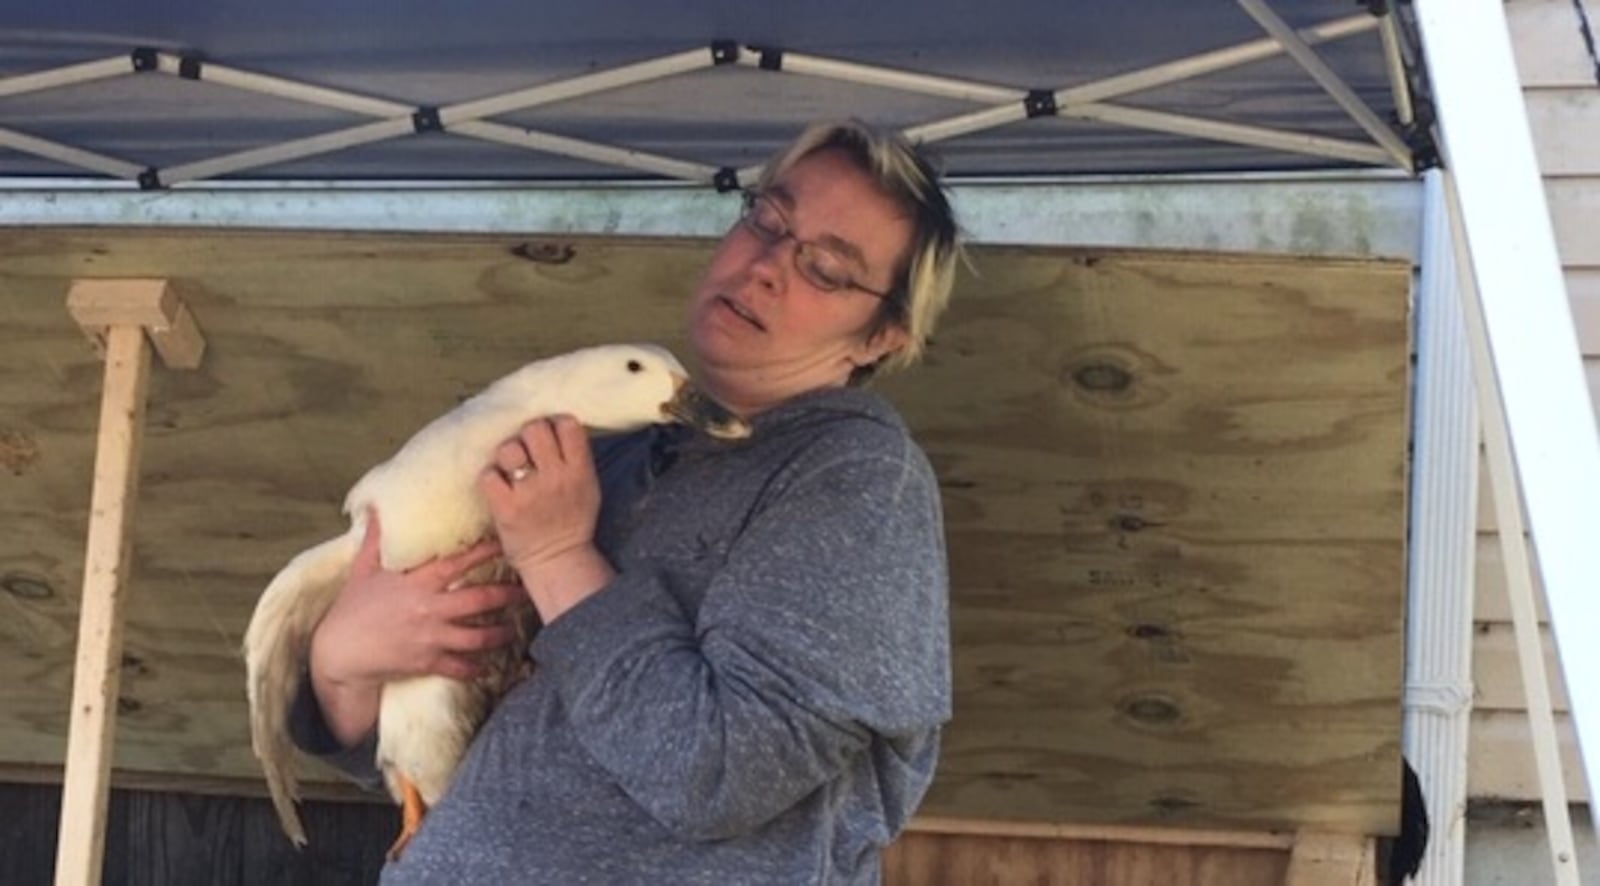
[479,415,616,623]
[308,510,524,745]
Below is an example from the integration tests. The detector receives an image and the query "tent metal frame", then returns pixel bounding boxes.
[1,12,1400,188]
[5,3,1595,885]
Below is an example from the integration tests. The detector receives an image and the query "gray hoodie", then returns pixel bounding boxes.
[292,385,952,884]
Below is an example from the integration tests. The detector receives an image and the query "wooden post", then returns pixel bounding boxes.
[1283,832,1375,886]
[54,280,205,886]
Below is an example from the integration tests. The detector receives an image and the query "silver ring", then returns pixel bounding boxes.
[509,464,534,482]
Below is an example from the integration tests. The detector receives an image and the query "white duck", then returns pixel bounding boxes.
[243,343,747,856]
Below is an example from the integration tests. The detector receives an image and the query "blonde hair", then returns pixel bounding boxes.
[755,120,962,381]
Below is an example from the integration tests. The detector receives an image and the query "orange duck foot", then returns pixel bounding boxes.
[386,775,428,861]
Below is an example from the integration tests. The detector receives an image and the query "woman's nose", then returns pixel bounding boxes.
[746,233,795,293]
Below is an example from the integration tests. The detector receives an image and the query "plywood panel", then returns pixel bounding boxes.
[0,230,709,790]
[1525,89,1600,177]
[1472,623,1569,712]
[0,229,1412,835]
[887,254,1411,835]
[1509,0,1600,88]
[1469,710,1589,802]
[884,831,1288,886]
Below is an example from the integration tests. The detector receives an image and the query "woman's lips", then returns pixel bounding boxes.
[718,295,766,332]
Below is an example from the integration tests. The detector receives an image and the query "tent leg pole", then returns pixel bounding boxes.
[52,279,206,886]
[51,324,152,886]
[1442,172,1582,886]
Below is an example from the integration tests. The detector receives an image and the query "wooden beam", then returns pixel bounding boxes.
[52,325,151,886]
[910,816,1295,850]
[53,280,205,886]
[0,763,376,803]
[1283,832,1375,886]
[66,278,206,370]
[887,829,1291,886]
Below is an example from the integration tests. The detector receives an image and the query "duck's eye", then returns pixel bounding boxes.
[626,360,643,373]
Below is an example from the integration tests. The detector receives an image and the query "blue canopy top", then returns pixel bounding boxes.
[0,0,1421,183]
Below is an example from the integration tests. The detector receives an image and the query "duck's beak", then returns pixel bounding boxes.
[664,374,751,440]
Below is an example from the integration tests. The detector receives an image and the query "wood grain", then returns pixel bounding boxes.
[0,229,1411,835]
[54,325,152,886]
[893,251,1411,834]
[884,830,1289,886]
[2,781,1299,886]
[64,279,207,370]
[1283,832,1375,886]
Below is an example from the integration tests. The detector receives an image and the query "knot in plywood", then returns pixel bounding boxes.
[1059,344,1173,410]
[1,572,55,600]
[1119,692,1186,729]
[0,428,40,476]
[510,242,576,264]
[1072,362,1133,392]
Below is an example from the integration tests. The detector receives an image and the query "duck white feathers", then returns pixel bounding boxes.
[242,343,746,854]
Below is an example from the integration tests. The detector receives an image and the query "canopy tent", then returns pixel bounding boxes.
[2,2,1597,885]
[1,0,1421,184]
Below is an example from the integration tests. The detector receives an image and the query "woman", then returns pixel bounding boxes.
[295,119,962,883]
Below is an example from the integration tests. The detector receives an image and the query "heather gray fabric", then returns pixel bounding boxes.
[290,385,952,884]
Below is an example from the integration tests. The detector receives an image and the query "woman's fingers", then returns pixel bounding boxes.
[483,416,588,496]
[420,536,504,585]
[426,621,521,680]
[438,621,520,655]
[434,582,525,622]
[493,436,532,475]
[519,418,562,466]
[518,415,569,466]
[551,415,591,473]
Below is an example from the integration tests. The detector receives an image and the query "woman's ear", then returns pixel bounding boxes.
[853,323,909,369]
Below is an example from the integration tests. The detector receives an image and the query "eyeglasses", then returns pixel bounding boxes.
[739,191,895,300]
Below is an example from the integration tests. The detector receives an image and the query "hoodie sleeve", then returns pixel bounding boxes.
[286,671,385,793]
[530,424,952,840]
